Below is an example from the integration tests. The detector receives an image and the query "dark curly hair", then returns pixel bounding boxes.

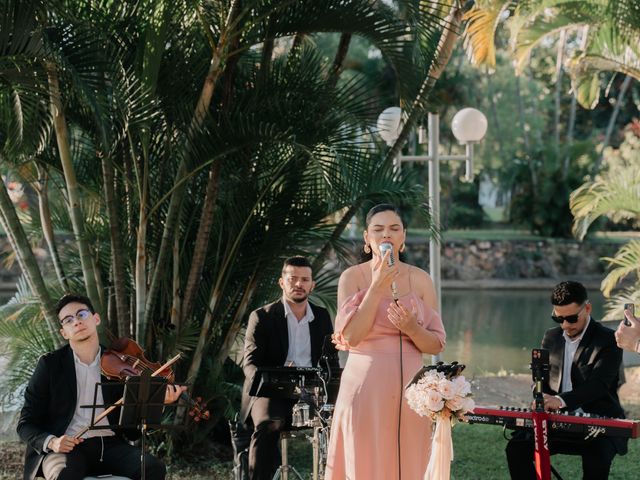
[54,293,95,316]
[550,281,588,306]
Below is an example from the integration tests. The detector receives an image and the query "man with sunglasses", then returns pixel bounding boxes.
[17,293,184,480]
[506,281,627,480]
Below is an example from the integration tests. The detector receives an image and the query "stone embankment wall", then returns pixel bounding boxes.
[403,237,621,285]
[0,236,628,292]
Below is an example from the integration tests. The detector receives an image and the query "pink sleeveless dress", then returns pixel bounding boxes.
[325,283,446,480]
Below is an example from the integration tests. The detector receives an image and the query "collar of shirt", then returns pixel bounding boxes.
[562,316,591,345]
[72,347,101,368]
[282,298,315,324]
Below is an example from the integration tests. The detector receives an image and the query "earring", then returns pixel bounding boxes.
[364,244,371,254]
[400,243,406,253]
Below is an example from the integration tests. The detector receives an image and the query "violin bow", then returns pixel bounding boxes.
[73,353,182,439]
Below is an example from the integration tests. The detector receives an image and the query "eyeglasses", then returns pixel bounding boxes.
[59,309,92,327]
[551,302,588,324]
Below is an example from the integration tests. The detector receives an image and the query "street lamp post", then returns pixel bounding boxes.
[377,108,488,355]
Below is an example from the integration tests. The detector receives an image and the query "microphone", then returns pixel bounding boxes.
[379,242,398,300]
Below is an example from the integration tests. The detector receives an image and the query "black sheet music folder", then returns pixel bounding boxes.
[249,366,321,399]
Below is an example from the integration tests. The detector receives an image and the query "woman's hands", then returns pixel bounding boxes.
[387,298,420,336]
[369,249,399,295]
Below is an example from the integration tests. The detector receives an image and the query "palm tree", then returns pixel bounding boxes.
[570,121,640,318]
[463,0,640,171]
[1,0,452,446]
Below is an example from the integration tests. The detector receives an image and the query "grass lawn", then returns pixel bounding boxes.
[171,423,640,479]
[4,424,640,480]
[450,423,640,479]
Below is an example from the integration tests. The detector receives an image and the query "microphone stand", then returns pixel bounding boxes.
[530,349,551,480]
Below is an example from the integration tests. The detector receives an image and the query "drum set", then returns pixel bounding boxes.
[250,365,339,480]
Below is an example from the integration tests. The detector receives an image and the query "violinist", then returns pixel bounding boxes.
[17,293,186,480]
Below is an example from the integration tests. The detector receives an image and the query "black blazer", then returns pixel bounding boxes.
[17,344,130,480]
[542,318,627,453]
[240,300,334,425]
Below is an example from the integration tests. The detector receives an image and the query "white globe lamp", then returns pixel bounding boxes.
[376,107,403,146]
[451,108,488,144]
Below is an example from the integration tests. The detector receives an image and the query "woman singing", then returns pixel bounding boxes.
[325,203,446,480]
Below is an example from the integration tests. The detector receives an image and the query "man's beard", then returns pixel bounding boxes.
[290,291,309,303]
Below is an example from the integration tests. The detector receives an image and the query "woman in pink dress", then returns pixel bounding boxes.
[325,204,446,480]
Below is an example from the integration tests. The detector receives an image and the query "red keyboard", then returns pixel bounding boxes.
[466,406,640,439]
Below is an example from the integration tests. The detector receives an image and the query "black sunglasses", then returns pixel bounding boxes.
[551,302,589,324]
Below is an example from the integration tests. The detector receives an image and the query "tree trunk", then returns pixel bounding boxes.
[311,203,359,273]
[386,5,461,161]
[485,72,504,154]
[102,158,129,337]
[327,33,352,88]
[135,210,148,343]
[553,29,567,160]
[35,166,67,290]
[46,64,104,315]
[179,12,243,327]
[145,1,240,319]
[170,232,181,327]
[0,176,61,345]
[515,74,537,190]
[259,39,274,88]
[563,27,589,180]
[179,160,222,326]
[595,75,632,173]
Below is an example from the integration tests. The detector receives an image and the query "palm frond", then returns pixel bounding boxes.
[602,286,640,320]
[570,163,640,239]
[600,240,640,297]
[462,1,511,69]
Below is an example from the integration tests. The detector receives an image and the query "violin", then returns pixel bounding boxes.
[100,337,210,422]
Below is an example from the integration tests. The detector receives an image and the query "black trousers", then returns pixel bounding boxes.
[41,435,165,480]
[506,430,620,480]
[247,398,294,480]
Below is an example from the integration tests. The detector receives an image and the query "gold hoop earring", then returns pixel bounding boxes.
[364,244,371,254]
[399,243,406,253]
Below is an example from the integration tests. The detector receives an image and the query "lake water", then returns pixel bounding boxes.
[439,288,609,375]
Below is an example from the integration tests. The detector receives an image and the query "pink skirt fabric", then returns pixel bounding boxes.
[325,290,446,480]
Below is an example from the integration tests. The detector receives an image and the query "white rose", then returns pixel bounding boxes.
[437,379,456,400]
[445,395,465,412]
[405,385,428,417]
[460,396,476,413]
[425,389,445,413]
[452,375,471,396]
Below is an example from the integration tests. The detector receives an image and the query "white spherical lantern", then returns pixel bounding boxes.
[451,108,488,143]
[376,107,403,146]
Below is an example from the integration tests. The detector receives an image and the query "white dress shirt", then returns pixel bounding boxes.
[283,299,314,367]
[64,349,115,439]
[44,349,114,452]
[557,317,590,410]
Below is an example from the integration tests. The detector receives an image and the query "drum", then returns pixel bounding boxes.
[291,400,311,427]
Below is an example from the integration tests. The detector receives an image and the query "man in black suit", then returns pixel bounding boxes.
[241,256,335,480]
[17,293,184,480]
[506,281,627,480]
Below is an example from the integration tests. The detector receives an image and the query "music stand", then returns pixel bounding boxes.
[119,372,167,480]
[79,372,168,480]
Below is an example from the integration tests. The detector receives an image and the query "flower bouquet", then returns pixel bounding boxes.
[405,362,474,480]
